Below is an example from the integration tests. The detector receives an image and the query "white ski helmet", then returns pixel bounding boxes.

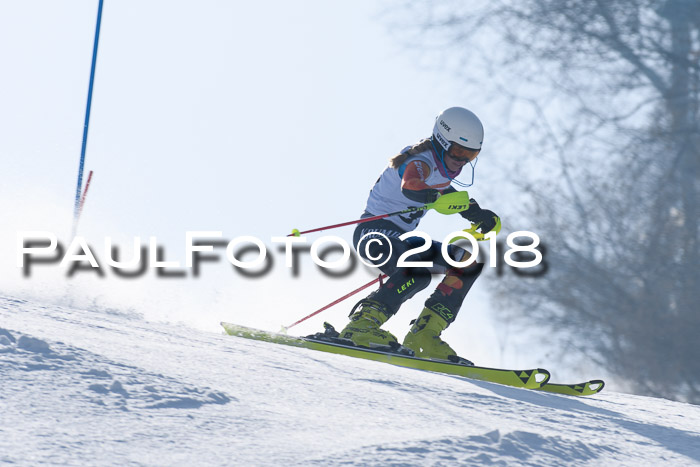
[432,107,484,151]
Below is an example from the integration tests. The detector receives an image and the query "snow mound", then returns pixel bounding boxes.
[1,328,233,414]
[1,296,699,466]
[17,335,52,354]
[313,429,612,466]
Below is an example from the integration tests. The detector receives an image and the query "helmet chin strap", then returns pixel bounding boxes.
[431,137,477,188]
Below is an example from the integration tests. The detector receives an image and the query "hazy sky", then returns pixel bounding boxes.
[1,0,544,369]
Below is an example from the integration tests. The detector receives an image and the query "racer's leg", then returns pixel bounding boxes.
[404,242,484,360]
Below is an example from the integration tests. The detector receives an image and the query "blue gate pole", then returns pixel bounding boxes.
[73,0,104,229]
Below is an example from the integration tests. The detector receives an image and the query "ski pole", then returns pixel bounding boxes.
[288,190,470,237]
[281,274,387,332]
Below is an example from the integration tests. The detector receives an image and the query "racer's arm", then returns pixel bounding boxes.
[442,185,458,196]
[400,160,441,203]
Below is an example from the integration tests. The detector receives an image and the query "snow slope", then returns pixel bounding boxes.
[1,295,699,466]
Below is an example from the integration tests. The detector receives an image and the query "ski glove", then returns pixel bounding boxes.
[461,198,500,233]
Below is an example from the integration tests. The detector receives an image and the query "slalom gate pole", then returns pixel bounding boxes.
[72,0,104,232]
[71,170,94,238]
[77,170,94,218]
[282,274,386,332]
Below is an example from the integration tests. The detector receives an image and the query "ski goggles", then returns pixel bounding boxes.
[446,144,480,162]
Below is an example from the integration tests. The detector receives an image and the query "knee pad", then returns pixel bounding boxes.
[438,262,484,295]
[426,262,484,323]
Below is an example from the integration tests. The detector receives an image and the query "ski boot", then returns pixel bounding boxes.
[337,299,398,348]
[403,307,472,364]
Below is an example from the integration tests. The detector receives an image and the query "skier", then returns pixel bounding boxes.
[337,107,500,362]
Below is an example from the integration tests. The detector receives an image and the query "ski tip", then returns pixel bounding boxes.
[586,379,605,394]
[536,378,606,396]
[536,368,551,387]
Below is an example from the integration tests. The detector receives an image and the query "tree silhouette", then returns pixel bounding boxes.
[391,0,699,402]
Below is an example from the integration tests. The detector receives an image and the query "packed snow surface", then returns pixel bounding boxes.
[1,295,699,466]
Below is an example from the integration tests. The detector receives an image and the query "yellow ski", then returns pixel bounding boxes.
[221,322,550,390]
[535,380,605,396]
